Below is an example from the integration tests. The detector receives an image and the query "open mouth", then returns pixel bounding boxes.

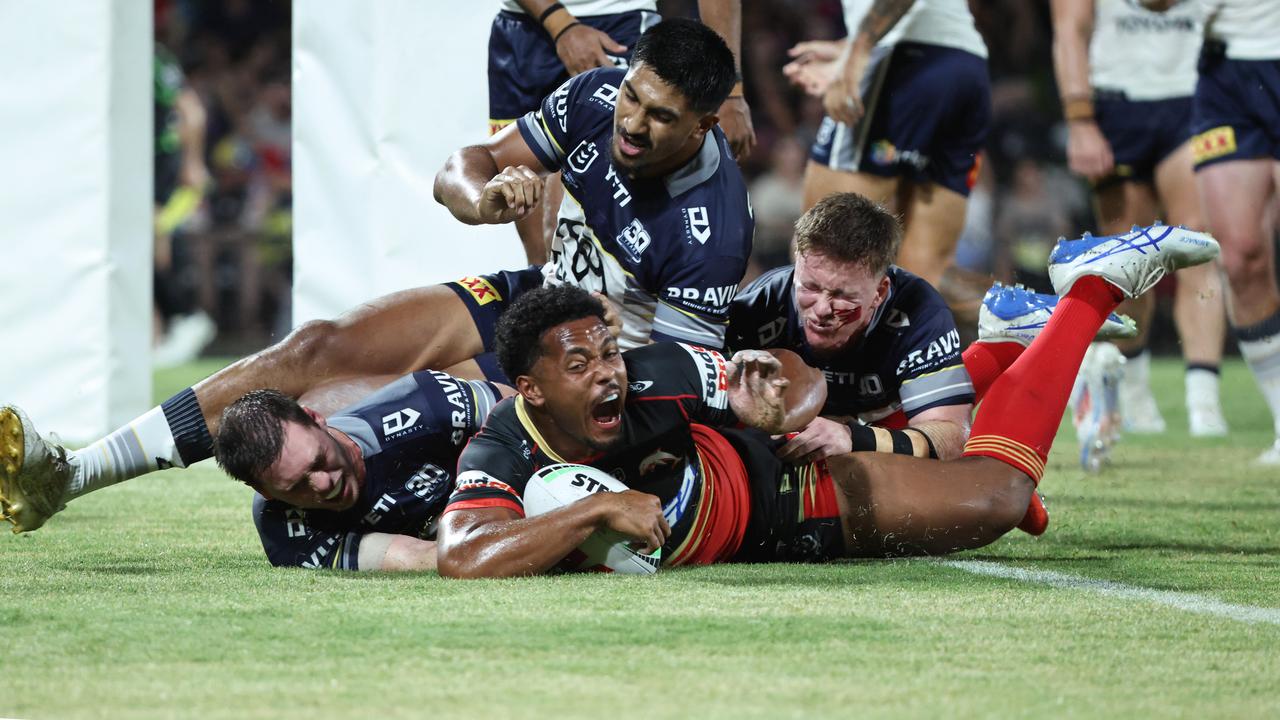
[617,131,648,158]
[591,390,622,430]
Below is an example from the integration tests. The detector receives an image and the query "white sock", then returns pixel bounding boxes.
[63,387,216,500]
[1184,367,1222,409]
[1237,331,1280,437]
[67,406,180,499]
[1121,349,1151,389]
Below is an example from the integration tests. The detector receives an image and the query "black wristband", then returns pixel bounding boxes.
[553,21,582,44]
[538,2,565,23]
[847,422,937,458]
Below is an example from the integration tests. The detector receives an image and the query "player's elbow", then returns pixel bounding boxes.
[435,542,501,580]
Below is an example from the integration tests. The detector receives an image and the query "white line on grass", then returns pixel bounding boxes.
[941,560,1280,626]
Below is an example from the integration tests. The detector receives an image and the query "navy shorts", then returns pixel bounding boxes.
[810,42,990,197]
[487,9,659,133]
[1094,93,1193,185]
[443,265,545,375]
[1191,44,1280,170]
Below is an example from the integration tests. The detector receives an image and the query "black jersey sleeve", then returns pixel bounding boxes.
[445,402,536,517]
[252,494,364,571]
[623,343,739,428]
[726,266,794,352]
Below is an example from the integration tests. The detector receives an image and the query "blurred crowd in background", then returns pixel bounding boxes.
[152,0,1164,359]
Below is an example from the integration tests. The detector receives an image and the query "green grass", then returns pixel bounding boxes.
[3,358,1278,718]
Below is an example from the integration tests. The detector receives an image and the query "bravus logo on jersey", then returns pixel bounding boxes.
[896,329,962,375]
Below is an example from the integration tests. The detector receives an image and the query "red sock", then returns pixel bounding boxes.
[963,276,1123,482]
[963,342,1025,402]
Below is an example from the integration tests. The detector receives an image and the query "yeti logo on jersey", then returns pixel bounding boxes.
[896,329,961,375]
[685,207,711,244]
[617,219,651,261]
[603,165,632,207]
[591,83,619,110]
[678,343,730,409]
[381,408,421,438]
[569,141,599,174]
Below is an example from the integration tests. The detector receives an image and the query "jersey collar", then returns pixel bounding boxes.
[663,131,722,198]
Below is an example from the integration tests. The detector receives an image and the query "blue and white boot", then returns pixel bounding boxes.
[1048,223,1220,298]
[978,282,1138,346]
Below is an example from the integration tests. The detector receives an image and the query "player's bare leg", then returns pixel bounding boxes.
[894,181,967,288]
[829,452,1030,556]
[801,161,898,213]
[1198,158,1280,461]
[1157,143,1228,435]
[196,285,484,433]
[0,285,488,532]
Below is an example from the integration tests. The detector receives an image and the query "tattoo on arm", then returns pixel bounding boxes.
[856,0,918,44]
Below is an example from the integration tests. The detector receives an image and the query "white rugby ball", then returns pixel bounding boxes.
[524,463,661,575]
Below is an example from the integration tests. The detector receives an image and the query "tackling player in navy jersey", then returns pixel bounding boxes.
[438,18,753,352]
[727,193,974,464]
[213,372,506,572]
[0,20,754,535]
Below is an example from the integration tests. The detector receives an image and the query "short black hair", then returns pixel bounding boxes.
[214,389,316,486]
[793,192,902,277]
[495,285,608,380]
[632,18,737,114]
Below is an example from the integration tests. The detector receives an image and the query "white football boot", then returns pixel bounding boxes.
[0,406,72,533]
[978,282,1138,346]
[1049,224,1221,299]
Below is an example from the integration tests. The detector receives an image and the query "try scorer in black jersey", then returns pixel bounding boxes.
[433,271,1188,577]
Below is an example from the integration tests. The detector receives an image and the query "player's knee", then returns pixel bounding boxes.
[1220,241,1271,288]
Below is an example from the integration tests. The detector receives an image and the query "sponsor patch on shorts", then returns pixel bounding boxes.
[455,276,503,306]
[1192,125,1237,164]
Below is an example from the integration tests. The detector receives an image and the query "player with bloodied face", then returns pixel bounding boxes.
[726,192,975,466]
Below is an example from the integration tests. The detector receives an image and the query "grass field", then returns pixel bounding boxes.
[2,357,1278,719]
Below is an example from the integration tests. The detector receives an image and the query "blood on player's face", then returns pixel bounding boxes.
[792,250,890,359]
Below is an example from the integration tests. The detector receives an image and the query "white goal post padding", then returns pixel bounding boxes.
[293,3,527,327]
[0,1,151,443]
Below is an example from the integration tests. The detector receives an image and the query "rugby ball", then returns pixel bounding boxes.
[524,463,662,575]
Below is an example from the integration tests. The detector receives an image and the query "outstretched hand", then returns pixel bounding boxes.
[783,40,844,97]
[726,349,790,433]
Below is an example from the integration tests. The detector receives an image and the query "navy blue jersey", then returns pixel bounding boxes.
[253,371,502,570]
[727,265,973,428]
[517,68,754,351]
[446,342,737,563]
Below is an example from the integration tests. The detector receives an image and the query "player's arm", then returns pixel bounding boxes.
[697,0,756,159]
[824,0,918,125]
[517,0,628,76]
[903,403,971,461]
[433,123,553,226]
[436,493,668,579]
[356,533,438,572]
[1050,0,1113,181]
